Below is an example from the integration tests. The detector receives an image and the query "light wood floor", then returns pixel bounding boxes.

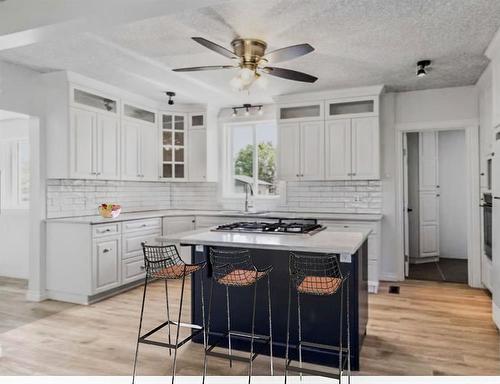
[0,277,498,376]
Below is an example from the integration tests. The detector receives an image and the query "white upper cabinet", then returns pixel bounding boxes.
[275,88,382,182]
[188,128,207,181]
[160,113,187,180]
[351,117,380,180]
[121,103,158,181]
[96,114,120,180]
[278,101,324,122]
[278,122,302,180]
[325,119,352,180]
[300,121,325,180]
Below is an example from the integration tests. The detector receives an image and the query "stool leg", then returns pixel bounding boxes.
[248,280,258,384]
[171,274,186,384]
[199,272,207,374]
[132,276,148,384]
[297,292,303,381]
[226,285,232,368]
[284,278,291,384]
[267,274,274,376]
[164,280,172,356]
[339,284,344,381]
[347,280,351,384]
[202,278,214,384]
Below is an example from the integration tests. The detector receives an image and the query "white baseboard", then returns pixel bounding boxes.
[493,301,500,330]
[46,290,89,305]
[368,280,379,294]
[26,289,47,302]
[379,272,401,281]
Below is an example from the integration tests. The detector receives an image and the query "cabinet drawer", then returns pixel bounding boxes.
[122,256,146,284]
[93,223,121,238]
[123,218,161,233]
[122,230,161,260]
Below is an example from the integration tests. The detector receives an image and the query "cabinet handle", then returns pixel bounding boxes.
[98,228,111,233]
[103,248,110,253]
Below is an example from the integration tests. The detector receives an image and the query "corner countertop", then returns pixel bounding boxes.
[45,209,383,225]
[157,227,371,255]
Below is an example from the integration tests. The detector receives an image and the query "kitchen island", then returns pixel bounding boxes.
[159,226,370,370]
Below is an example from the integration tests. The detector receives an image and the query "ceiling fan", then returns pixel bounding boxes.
[172,37,318,90]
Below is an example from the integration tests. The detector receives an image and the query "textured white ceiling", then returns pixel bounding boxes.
[1,0,499,105]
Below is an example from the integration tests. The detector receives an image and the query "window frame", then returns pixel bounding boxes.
[223,120,279,199]
[0,138,30,210]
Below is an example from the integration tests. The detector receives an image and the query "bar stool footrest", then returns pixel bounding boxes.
[206,331,271,363]
[299,340,349,354]
[286,361,340,380]
[138,320,204,350]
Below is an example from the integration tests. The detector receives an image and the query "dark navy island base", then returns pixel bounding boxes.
[188,240,368,371]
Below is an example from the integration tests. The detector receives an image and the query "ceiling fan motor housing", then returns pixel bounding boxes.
[231,39,267,70]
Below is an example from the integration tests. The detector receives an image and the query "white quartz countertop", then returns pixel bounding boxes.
[45,209,383,224]
[157,227,371,255]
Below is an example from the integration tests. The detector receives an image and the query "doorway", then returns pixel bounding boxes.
[402,128,474,284]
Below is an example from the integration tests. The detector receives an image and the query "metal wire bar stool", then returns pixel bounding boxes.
[203,248,273,384]
[284,252,351,383]
[132,242,207,384]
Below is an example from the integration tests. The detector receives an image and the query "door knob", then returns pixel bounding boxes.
[407,208,413,212]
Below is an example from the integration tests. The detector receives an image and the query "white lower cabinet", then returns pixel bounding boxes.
[122,256,146,285]
[320,220,382,293]
[93,236,121,293]
[163,216,196,262]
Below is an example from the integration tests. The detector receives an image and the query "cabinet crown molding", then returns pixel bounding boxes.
[273,85,385,104]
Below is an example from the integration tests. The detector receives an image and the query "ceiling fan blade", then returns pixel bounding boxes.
[262,66,318,83]
[172,65,237,72]
[264,43,314,63]
[192,37,237,59]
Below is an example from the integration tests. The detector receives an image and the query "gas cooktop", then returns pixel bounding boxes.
[213,218,325,235]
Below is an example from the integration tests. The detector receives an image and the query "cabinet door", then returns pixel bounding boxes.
[325,119,352,180]
[93,237,121,293]
[141,124,159,181]
[351,117,380,180]
[70,107,96,179]
[300,120,325,180]
[188,129,207,181]
[121,120,141,180]
[419,131,439,191]
[96,114,120,180]
[163,216,196,263]
[278,122,301,180]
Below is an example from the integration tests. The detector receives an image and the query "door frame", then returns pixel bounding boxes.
[395,119,481,287]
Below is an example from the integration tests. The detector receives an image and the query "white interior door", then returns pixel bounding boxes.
[403,133,410,276]
[418,132,440,259]
[325,119,351,180]
[300,120,325,180]
[351,117,380,180]
[278,122,301,180]
[96,114,120,180]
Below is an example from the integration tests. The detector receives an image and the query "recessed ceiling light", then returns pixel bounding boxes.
[416,60,431,78]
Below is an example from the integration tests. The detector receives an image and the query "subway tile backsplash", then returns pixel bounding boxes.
[46,179,382,219]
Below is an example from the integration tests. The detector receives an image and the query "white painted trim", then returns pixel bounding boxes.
[27,117,46,302]
[273,85,385,104]
[46,290,89,305]
[394,121,482,287]
[493,301,500,329]
[379,272,400,282]
[395,119,478,132]
[368,281,379,294]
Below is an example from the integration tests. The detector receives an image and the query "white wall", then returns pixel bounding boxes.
[0,118,30,279]
[438,130,467,259]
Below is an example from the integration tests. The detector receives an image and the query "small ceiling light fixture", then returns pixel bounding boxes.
[416,60,431,78]
[165,91,176,105]
[230,103,264,118]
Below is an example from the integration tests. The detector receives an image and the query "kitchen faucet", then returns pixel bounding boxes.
[244,182,254,213]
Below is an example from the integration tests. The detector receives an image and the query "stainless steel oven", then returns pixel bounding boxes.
[483,193,492,260]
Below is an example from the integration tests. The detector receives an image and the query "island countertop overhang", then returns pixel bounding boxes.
[157,227,371,255]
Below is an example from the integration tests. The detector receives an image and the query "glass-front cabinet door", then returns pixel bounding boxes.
[161,113,186,179]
